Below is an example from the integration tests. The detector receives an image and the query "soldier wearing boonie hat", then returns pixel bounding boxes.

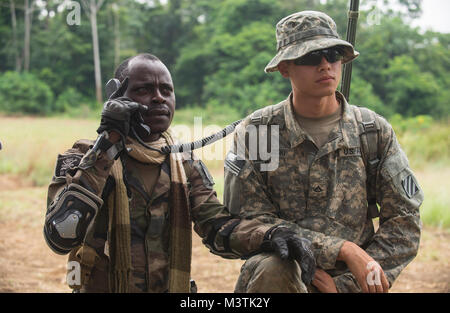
[223,11,422,293]
[264,10,359,73]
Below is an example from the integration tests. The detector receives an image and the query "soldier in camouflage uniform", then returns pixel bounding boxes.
[43,53,318,293]
[223,11,423,293]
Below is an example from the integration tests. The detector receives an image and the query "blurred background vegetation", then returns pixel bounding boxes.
[0,0,449,229]
[0,0,449,118]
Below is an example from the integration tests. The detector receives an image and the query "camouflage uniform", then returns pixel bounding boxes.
[47,138,237,292]
[224,11,423,293]
[225,92,423,292]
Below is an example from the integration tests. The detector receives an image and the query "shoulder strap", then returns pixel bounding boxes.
[249,101,285,126]
[246,104,282,198]
[355,106,381,219]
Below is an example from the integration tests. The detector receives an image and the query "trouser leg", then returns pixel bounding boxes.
[234,252,308,293]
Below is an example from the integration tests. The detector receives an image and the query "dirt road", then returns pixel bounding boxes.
[0,175,448,293]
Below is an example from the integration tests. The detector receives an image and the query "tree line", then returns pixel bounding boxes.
[0,0,448,119]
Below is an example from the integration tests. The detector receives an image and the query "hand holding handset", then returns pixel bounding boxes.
[99,77,150,143]
[101,77,242,154]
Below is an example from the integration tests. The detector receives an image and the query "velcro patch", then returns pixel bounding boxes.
[194,160,215,189]
[55,154,83,178]
[402,174,419,198]
[224,151,246,176]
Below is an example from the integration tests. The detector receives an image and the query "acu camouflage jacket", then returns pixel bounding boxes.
[224,92,423,292]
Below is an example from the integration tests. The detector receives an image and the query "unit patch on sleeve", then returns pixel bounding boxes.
[55,154,83,178]
[401,174,419,199]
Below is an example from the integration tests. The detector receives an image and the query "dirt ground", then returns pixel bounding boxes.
[0,174,448,293]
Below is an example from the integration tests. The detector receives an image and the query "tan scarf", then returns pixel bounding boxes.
[107,131,191,292]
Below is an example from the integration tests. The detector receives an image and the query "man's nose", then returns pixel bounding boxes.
[151,89,165,104]
[317,56,331,71]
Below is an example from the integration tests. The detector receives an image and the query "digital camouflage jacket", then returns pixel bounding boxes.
[224,92,423,292]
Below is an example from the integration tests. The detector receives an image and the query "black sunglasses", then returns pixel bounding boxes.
[293,47,344,66]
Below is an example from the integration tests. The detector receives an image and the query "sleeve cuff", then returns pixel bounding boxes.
[316,237,346,270]
[229,220,276,256]
[333,273,362,293]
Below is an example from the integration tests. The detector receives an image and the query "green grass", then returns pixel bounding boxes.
[1,114,449,229]
[0,116,99,186]
[391,115,450,170]
[414,167,450,230]
[172,104,242,128]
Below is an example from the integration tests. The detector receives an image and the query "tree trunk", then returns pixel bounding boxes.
[10,0,21,71]
[23,0,31,71]
[113,5,120,68]
[90,0,103,104]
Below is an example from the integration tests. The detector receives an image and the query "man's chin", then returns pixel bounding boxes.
[144,116,171,130]
[147,123,170,135]
[312,87,336,98]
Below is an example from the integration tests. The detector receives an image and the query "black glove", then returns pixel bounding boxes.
[263,226,316,285]
[96,77,148,138]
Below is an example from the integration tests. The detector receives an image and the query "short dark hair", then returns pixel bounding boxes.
[114,53,161,82]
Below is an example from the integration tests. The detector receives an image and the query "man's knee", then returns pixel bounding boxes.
[235,253,308,293]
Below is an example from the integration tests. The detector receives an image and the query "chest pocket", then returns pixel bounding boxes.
[327,150,368,227]
[267,147,308,222]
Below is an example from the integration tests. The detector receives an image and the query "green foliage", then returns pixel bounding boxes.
[349,71,393,117]
[0,0,448,121]
[0,71,54,115]
[54,88,86,113]
[353,13,450,119]
[390,115,450,169]
[382,56,441,117]
[200,20,291,115]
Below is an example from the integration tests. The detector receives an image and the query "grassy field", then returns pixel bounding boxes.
[0,113,449,293]
[1,112,449,229]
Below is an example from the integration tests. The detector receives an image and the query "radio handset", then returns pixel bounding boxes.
[105,78,150,138]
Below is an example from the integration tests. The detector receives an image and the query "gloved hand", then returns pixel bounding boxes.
[263,226,316,285]
[96,77,148,138]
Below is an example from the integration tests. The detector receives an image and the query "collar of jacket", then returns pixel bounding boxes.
[283,91,360,153]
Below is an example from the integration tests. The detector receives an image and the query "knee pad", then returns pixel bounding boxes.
[44,184,103,254]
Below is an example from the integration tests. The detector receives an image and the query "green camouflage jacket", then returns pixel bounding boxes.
[47,137,238,292]
[224,92,423,292]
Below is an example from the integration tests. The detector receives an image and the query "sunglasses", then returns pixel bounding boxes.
[293,47,345,66]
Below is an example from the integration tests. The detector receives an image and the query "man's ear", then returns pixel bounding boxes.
[278,61,290,78]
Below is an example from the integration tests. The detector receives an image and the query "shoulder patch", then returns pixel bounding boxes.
[55,153,83,178]
[224,151,246,176]
[402,174,419,199]
[194,160,215,189]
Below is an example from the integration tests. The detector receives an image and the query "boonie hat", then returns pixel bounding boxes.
[265,11,359,73]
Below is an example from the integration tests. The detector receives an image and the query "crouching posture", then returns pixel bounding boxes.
[224,11,423,293]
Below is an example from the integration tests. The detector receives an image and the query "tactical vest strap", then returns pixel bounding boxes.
[247,105,279,201]
[249,103,382,220]
[355,106,381,219]
[248,101,285,126]
[250,108,269,125]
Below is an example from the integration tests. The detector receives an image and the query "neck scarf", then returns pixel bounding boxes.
[108,131,191,292]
